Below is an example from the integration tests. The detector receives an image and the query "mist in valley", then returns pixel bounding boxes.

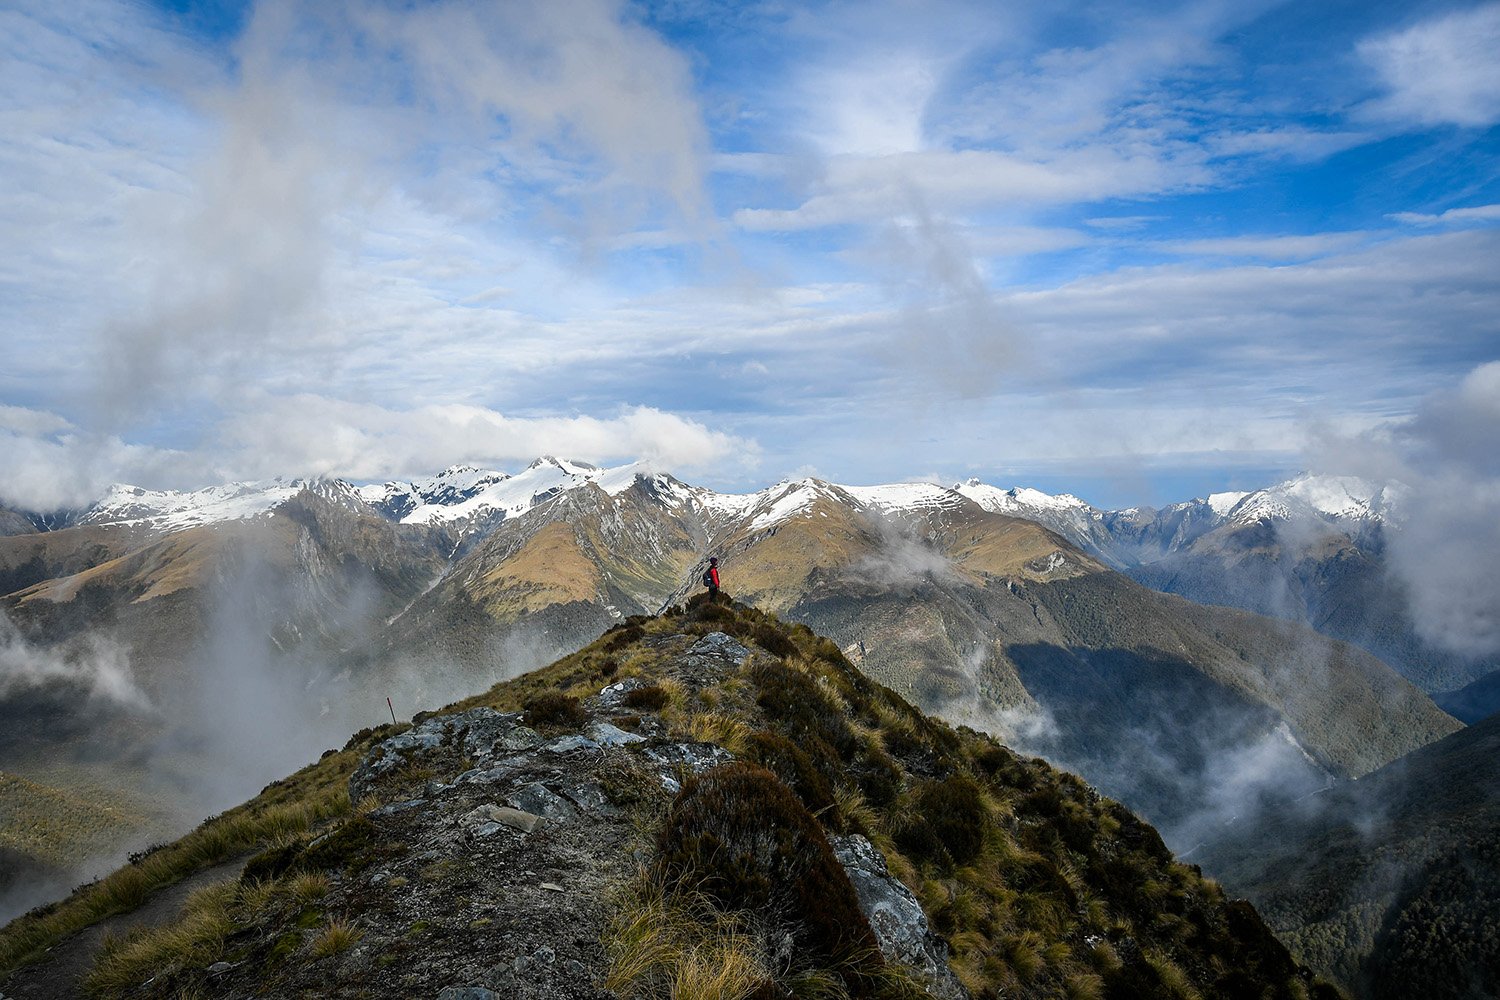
[0,536,569,924]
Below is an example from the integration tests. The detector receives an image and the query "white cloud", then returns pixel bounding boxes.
[1359,3,1500,127]
[0,410,199,511]
[216,397,757,483]
[1310,361,1500,658]
[0,612,151,710]
[733,147,1202,232]
[2,0,716,425]
[1390,203,1500,226]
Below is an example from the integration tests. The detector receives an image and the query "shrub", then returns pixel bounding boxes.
[524,692,587,728]
[655,763,882,995]
[605,623,646,651]
[624,684,671,711]
[749,660,858,758]
[750,622,799,659]
[743,730,838,822]
[896,774,987,868]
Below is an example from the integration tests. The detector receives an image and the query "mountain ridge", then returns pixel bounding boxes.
[0,601,1342,1000]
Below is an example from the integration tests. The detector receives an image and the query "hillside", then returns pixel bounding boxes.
[0,465,1460,907]
[0,601,1340,1000]
[1196,711,1500,997]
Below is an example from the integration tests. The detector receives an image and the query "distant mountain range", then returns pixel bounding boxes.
[964,474,1498,698]
[0,461,1461,890]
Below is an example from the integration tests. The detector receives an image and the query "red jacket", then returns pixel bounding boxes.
[709,566,720,588]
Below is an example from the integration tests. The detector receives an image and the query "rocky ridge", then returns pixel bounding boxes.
[0,600,1337,1000]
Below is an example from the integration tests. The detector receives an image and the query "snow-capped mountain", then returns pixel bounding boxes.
[1220,474,1403,527]
[14,459,1480,693]
[75,478,368,532]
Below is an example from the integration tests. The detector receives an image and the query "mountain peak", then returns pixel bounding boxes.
[528,456,599,474]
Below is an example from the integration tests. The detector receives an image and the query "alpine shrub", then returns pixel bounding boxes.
[623,684,671,711]
[750,622,799,659]
[897,774,987,868]
[743,730,838,822]
[523,693,587,729]
[655,763,882,995]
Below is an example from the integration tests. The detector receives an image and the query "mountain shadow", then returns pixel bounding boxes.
[1004,641,1332,848]
[1197,710,1500,997]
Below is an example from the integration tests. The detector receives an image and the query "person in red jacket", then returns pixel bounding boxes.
[702,557,721,603]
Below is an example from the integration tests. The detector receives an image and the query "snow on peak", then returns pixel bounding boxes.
[387,459,652,528]
[79,479,321,530]
[528,456,599,475]
[1228,474,1390,524]
[953,480,1093,516]
[1206,491,1250,517]
[843,482,965,514]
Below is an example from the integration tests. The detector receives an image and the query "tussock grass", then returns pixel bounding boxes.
[86,882,236,995]
[82,869,353,995]
[308,917,362,959]
[605,883,771,1000]
[684,712,755,756]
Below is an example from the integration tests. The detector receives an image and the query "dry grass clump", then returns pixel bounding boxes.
[83,869,349,996]
[308,916,363,959]
[86,882,236,995]
[606,884,774,1000]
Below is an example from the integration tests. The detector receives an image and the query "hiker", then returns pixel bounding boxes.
[702,557,721,603]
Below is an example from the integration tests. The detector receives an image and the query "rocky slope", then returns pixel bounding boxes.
[0,601,1339,1000]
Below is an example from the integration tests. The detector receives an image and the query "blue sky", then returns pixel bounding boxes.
[2,0,1498,509]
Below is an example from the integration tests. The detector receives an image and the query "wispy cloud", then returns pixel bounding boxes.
[1358,3,1500,127]
[1390,203,1500,226]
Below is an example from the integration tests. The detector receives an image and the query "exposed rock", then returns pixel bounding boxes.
[639,741,735,792]
[832,834,968,1000]
[504,783,577,823]
[587,721,644,746]
[436,988,498,1000]
[460,804,546,836]
[598,677,648,709]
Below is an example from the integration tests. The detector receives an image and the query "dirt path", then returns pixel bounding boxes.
[1,855,252,1000]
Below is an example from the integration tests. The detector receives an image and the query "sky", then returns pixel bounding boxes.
[2,0,1498,509]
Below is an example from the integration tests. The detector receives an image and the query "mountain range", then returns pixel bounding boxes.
[0,458,1485,995]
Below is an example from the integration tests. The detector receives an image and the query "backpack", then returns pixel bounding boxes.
[702,568,715,587]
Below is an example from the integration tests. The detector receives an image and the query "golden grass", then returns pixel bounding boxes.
[85,883,236,995]
[604,882,771,1000]
[308,917,363,959]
